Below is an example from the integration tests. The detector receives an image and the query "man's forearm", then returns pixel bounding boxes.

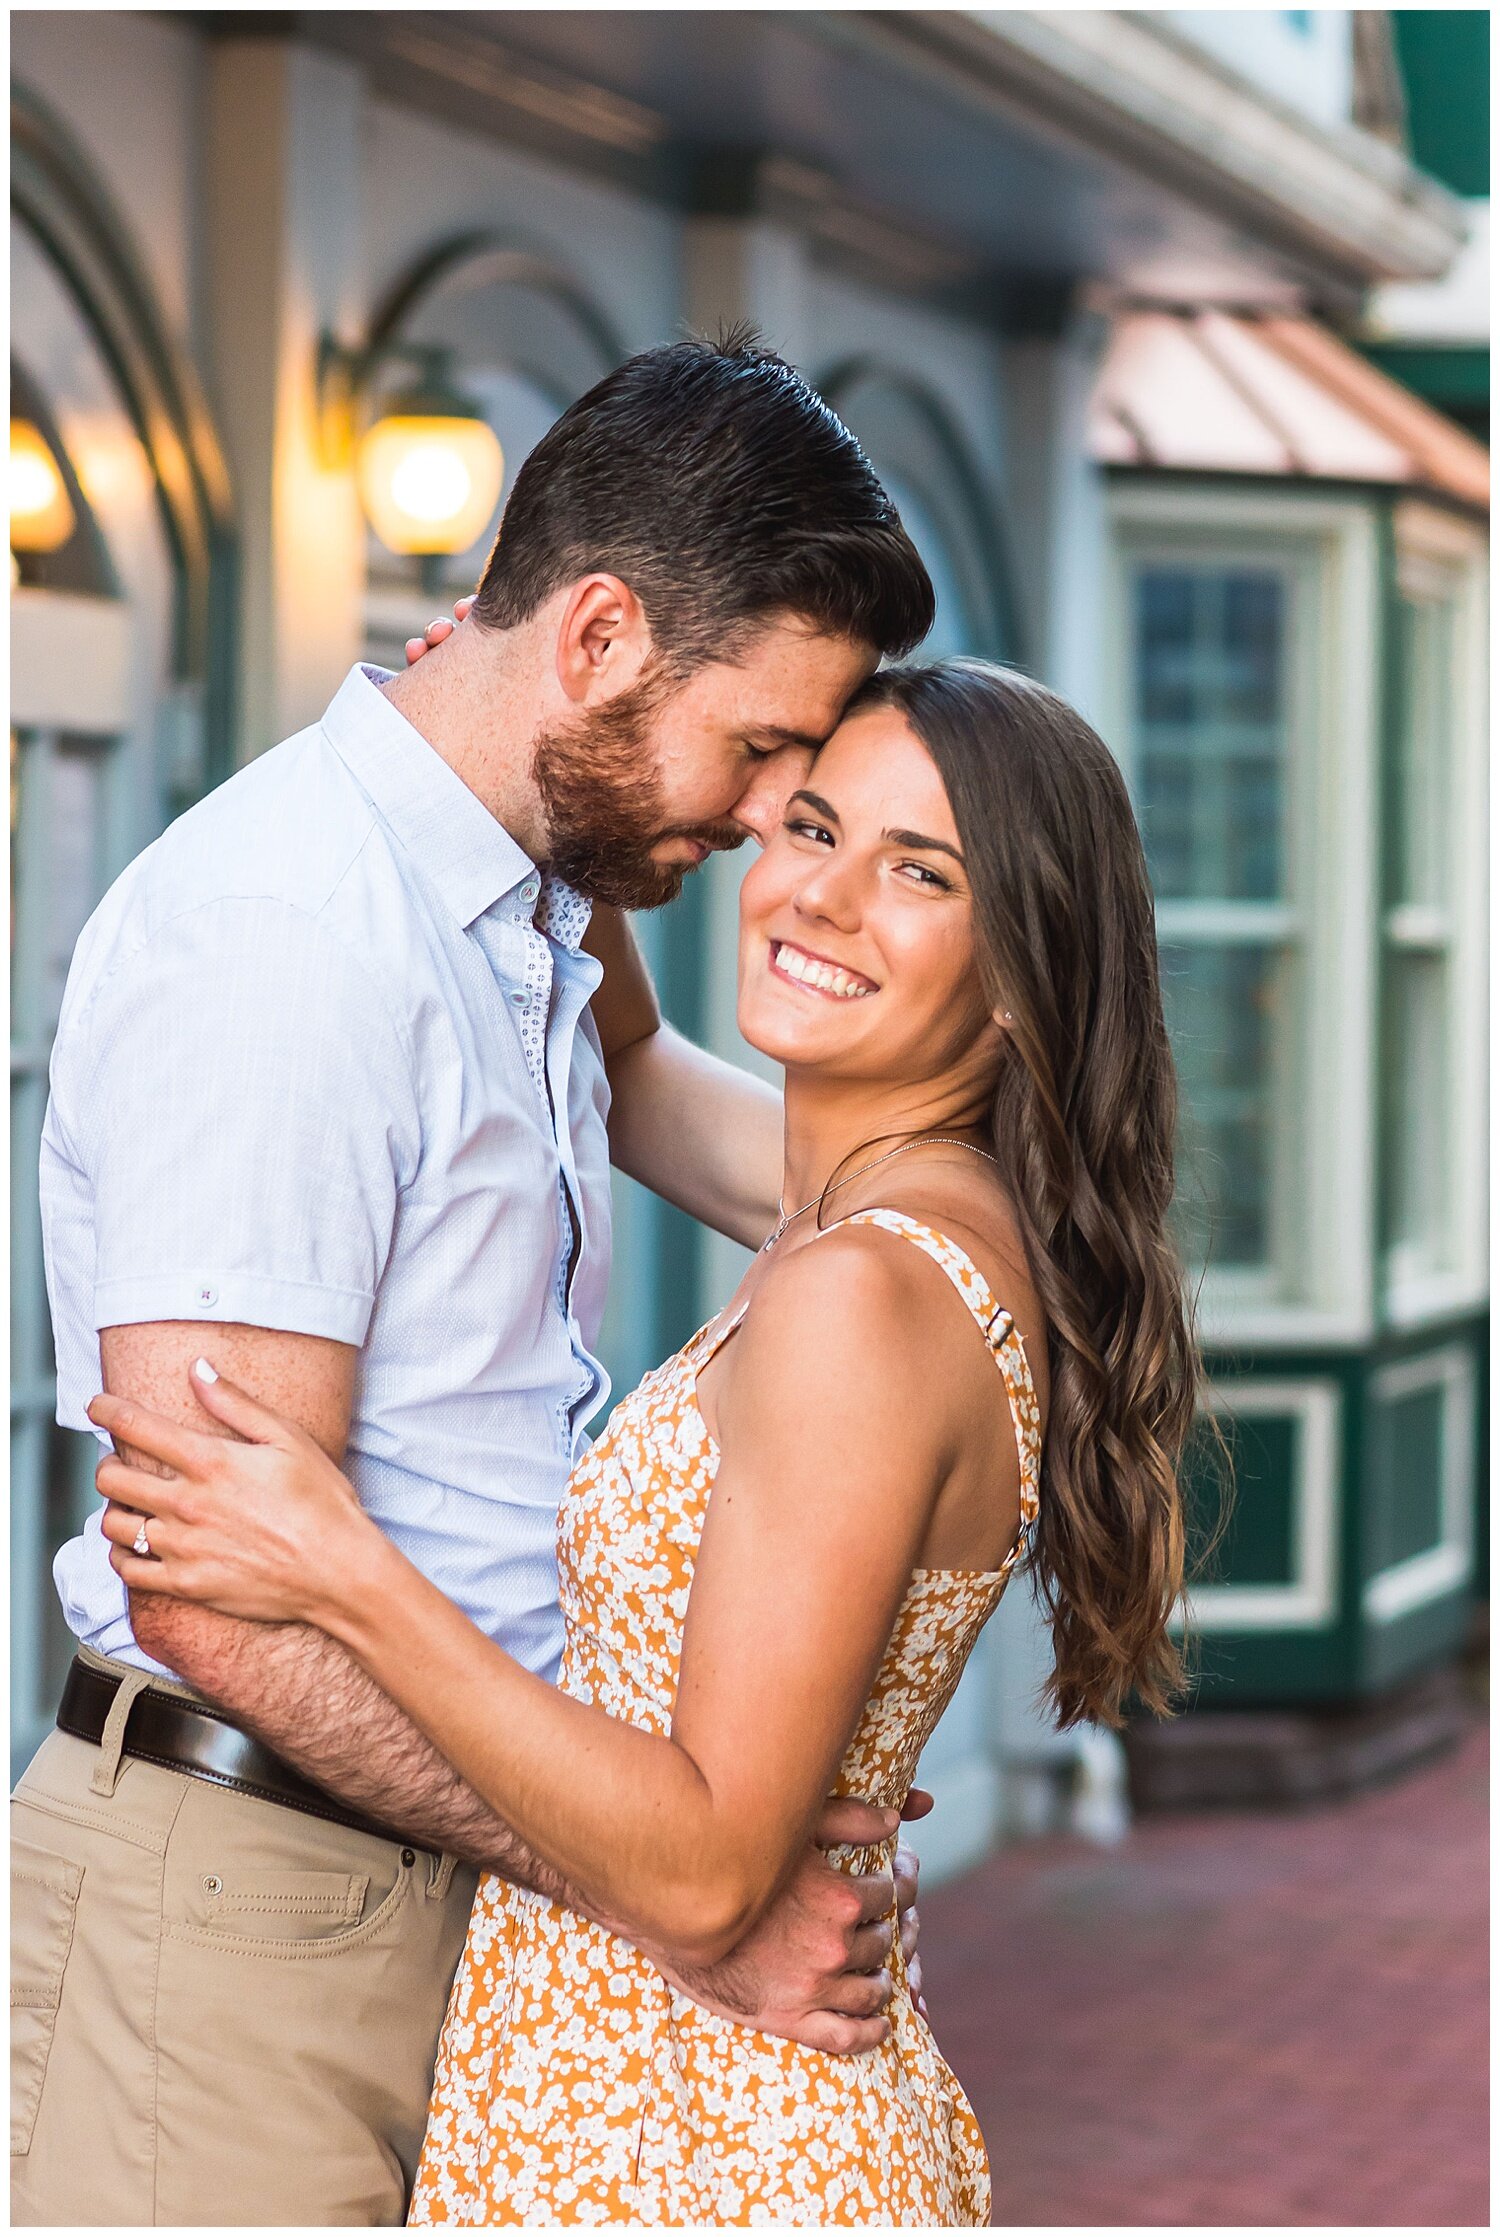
[132,1591,769,2014]
[131,1591,578,1892]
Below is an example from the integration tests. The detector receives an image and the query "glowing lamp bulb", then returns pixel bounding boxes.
[356,412,503,557]
[9,420,76,553]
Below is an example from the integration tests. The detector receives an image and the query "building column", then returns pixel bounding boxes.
[680,195,814,1311]
[683,210,810,368]
[202,37,366,761]
[993,295,1135,1846]
[1000,292,1113,721]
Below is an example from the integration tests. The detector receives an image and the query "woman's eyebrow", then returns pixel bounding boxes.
[788,789,841,821]
[886,828,966,867]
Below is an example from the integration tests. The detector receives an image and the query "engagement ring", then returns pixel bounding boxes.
[132,1518,152,1558]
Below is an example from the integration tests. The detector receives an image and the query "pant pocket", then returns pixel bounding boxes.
[189,1866,371,1941]
[10,1839,84,2156]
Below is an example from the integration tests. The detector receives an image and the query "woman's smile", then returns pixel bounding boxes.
[767,939,879,1001]
[736,709,994,1087]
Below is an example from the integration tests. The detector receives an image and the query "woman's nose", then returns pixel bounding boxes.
[794,854,863,933]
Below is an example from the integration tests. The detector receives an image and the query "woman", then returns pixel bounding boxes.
[92,659,1197,2225]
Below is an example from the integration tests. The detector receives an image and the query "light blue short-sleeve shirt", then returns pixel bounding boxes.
[43,665,612,1684]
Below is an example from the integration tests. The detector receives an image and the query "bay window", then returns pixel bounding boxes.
[1380,502,1488,1319]
[1108,487,1382,1343]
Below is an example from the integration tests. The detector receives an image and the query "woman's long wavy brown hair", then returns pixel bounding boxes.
[848,659,1202,1727]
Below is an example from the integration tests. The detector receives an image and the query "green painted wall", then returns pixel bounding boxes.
[1366,16,1490,442]
[1184,1316,1485,1708]
[1361,343,1488,442]
[1392,11,1489,196]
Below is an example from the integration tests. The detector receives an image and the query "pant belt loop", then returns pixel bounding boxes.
[89,1672,152,1797]
[425,1851,458,1900]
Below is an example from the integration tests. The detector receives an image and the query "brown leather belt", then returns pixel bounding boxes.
[57,1656,424,1854]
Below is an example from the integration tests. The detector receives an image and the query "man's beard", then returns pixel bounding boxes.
[532,671,745,911]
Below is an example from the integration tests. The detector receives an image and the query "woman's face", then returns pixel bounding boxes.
[737,707,1000,1092]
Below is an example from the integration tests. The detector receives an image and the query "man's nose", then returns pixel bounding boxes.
[731,746,815,843]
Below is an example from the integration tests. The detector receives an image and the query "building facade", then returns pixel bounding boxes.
[11,12,1485,1864]
[1093,308,1488,1750]
[1362,9,1489,442]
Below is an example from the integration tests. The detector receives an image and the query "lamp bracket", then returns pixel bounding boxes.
[315,336,463,469]
[314,228,628,471]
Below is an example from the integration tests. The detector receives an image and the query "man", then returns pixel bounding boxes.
[14,337,937,2224]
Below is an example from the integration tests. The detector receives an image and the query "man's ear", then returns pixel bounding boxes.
[555,573,649,703]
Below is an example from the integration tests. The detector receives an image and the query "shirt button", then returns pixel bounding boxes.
[197,1285,218,1308]
[510,988,531,1008]
[519,878,539,906]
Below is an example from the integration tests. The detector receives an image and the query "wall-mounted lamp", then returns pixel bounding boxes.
[318,333,503,576]
[9,419,76,553]
[317,231,627,586]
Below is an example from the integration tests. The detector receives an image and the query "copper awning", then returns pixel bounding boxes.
[1090,308,1489,512]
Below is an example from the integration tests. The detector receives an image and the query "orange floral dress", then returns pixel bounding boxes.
[411,1210,1042,2226]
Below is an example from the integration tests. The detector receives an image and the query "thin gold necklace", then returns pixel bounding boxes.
[765,1135,998,1250]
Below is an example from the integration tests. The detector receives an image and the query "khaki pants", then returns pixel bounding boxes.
[11,1652,478,2227]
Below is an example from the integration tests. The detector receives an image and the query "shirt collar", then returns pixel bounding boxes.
[534,875,593,956]
[321,664,572,934]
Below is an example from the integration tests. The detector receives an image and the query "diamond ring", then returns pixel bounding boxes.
[132,1517,152,1558]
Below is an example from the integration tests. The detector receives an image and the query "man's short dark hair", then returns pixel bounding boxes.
[472,333,934,666]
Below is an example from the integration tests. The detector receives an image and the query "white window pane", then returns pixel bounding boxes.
[1160,940,1286,1269]
[1382,948,1451,1271]
[1391,595,1453,910]
[1134,565,1288,902]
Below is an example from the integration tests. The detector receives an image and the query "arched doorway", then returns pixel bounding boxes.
[356,238,625,667]
[818,361,1018,664]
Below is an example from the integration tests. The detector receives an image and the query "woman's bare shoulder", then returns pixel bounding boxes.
[823,1175,1048,1397]
[736,1202,1022,1414]
[720,1219,963,1413]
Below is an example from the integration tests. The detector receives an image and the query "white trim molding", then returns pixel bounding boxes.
[1381,502,1489,1328]
[1362,1347,1476,1624]
[1106,482,1383,1351]
[1178,1378,1343,1634]
[877,10,1466,287]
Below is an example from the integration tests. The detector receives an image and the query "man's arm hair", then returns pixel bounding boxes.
[100,1318,892,2024]
[103,1320,577,1893]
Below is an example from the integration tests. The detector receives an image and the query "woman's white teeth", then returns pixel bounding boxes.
[774,943,873,998]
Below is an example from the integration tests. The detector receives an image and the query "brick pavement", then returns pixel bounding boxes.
[920,1715,1488,2227]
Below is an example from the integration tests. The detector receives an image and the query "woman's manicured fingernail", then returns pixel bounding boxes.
[193,1357,219,1383]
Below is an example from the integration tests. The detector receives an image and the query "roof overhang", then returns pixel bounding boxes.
[239,10,1469,321]
[879,13,1468,295]
[1090,308,1489,515]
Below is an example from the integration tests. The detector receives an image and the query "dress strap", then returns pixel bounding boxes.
[682,1296,751,1375]
[818,1208,1042,1562]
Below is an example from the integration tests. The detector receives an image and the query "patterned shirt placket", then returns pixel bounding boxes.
[492,891,572,1454]
[534,874,595,1450]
